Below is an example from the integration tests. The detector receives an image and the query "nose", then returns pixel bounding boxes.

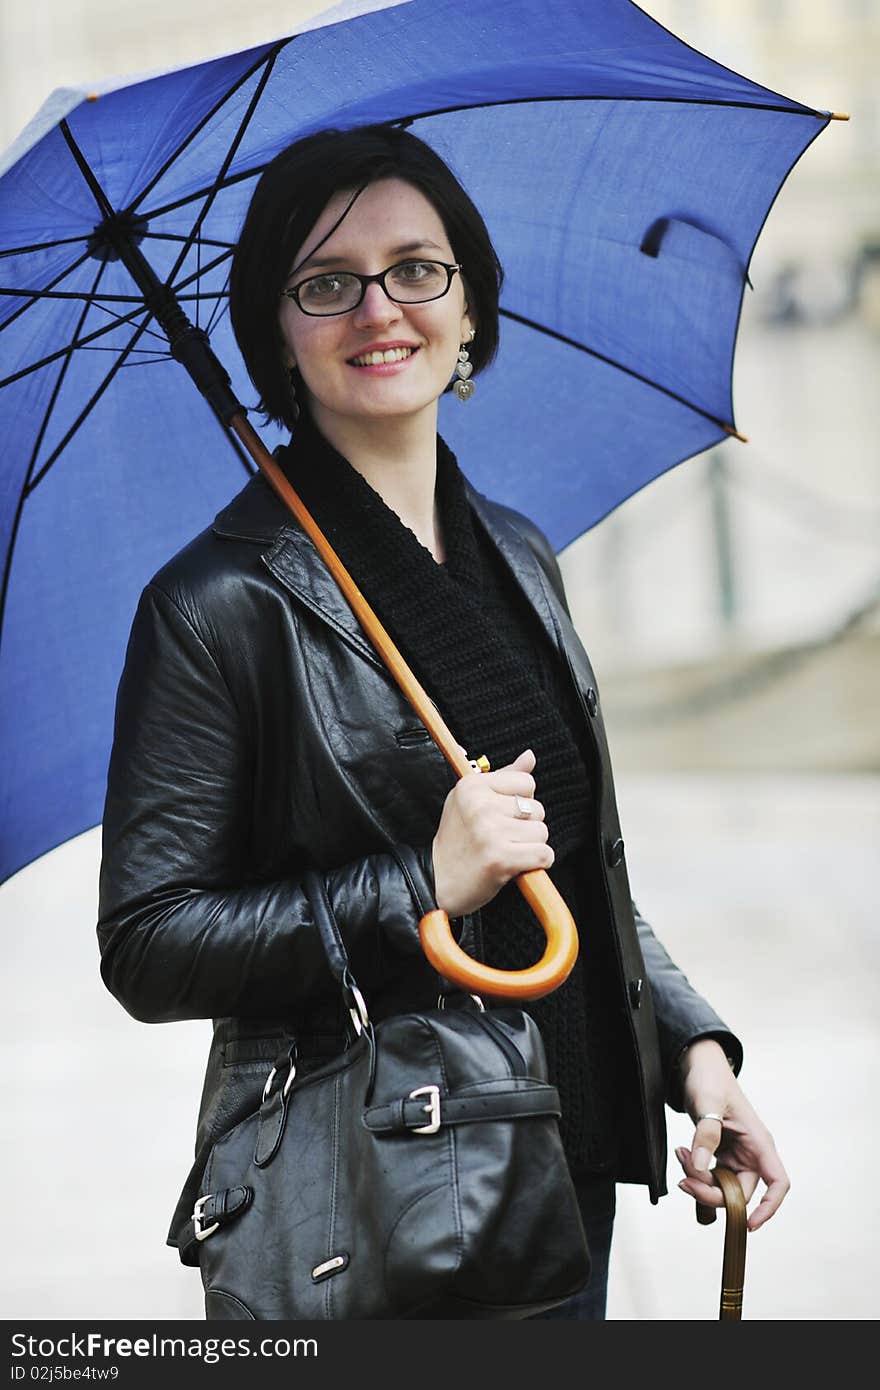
[352,279,403,330]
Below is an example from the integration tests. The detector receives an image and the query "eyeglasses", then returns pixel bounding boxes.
[281,259,462,317]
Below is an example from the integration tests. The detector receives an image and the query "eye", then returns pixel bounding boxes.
[299,273,352,302]
[393,260,442,282]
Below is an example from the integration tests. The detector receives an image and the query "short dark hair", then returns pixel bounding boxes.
[229,125,503,430]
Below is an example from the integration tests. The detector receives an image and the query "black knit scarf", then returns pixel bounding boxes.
[280,413,591,852]
[279,414,617,1172]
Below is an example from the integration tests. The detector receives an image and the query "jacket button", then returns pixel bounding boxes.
[585,687,598,717]
[628,978,643,1009]
[606,837,625,868]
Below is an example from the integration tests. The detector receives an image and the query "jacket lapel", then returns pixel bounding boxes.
[466,487,599,706]
[211,470,572,676]
[465,488,564,655]
[212,472,384,670]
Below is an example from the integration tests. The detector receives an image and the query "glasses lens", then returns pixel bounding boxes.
[386,261,450,303]
[297,272,362,315]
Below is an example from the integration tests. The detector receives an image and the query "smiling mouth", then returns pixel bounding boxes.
[348,346,419,367]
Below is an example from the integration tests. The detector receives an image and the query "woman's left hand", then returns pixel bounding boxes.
[675,1039,790,1232]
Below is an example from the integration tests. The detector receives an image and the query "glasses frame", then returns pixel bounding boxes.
[281,259,463,317]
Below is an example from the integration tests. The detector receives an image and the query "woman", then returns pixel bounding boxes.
[97,126,789,1320]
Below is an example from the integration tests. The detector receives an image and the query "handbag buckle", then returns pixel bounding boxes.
[193,1194,220,1242]
[409,1084,441,1135]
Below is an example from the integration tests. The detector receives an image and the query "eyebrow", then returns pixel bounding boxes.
[293,240,445,276]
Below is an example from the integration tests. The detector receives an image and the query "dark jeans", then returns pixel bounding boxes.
[529,1175,616,1321]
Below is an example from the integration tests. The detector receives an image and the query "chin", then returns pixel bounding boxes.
[321,384,446,423]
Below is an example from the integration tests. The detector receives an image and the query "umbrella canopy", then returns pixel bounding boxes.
[0,0,834,883]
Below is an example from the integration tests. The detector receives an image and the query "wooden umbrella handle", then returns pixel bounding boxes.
[696,1166,748,1320]
[231,413,579,1000]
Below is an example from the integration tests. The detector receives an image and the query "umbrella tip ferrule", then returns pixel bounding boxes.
[86,93,99,102]
[829,112,850,121]
[723,424,749,444]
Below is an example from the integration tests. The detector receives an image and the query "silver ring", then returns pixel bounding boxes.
[513,795,533,819]
[696,1112,725,1124]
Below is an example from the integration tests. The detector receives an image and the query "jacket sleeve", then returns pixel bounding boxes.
[510,510,744,1108]
[97,581,435,1025]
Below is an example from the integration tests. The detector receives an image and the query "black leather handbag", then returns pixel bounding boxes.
[185,869,590,1320]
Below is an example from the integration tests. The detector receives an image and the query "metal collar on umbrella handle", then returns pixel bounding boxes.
[228,412,579,1001]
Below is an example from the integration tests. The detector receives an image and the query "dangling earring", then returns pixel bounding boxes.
[453,328,476,402]
[285,363,301,423]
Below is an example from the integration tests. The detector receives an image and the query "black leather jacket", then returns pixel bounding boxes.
[97,463,741,1242]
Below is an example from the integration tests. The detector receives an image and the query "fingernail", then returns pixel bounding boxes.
[678,1180,689,1191]
[693,1147,711,1171]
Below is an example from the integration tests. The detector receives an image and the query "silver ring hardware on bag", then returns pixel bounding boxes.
[262,1051,297,1104]
[347,980,370,1037]
[409,1084,442,1135]
[437,993,485,1012]
[193,1194,220,1242]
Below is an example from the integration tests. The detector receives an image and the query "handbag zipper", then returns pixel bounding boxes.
[474,1011,527,1076]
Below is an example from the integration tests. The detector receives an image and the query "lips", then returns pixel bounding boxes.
[348,345,420,367]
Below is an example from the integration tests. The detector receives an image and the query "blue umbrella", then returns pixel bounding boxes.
[0,0,838,885]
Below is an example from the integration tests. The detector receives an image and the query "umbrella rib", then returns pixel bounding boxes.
[140,231,236,251]
[195,225,201,330]
[79,344,170,356]
[164,46,281,290]
[21,257,108,497]
[0,312,152,649]
[140,91,826,222]
[118,355,173,368]
[85,298,167,343]
[143,165,260,221]
[0,284,229,305]
[60,120,114,220]
[0,285,229,304]
[0,247,92,333]
[499,306,738,435]
[128,40,291,215]
[25,315,156,495]
[0,288,147,302]
[0,305,150,388]
[391,92,824,127]
[205,266,232,337]
[0,248,232,388]
[0,231,235,264]
[0,234,97,260]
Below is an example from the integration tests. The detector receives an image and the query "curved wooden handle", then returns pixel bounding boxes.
[696,1166,748,1321]
[232,413,580,1000]
[419,867,579,1000]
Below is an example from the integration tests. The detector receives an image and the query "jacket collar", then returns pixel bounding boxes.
[212,465,564,669]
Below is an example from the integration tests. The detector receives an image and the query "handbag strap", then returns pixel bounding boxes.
[363,1082,562,1135]
[303,844,436,988]
[302,868,379,1096]
[302,868,350,985]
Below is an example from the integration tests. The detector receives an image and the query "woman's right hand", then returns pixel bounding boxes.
[431,748,554,918]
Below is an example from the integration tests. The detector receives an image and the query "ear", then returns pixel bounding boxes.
[461,311,476,345]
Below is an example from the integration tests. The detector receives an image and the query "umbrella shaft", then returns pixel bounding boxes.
[109,229,243,424]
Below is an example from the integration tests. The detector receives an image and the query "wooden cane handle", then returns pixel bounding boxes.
[233,412,580,1000]
[696,1166,748,1320]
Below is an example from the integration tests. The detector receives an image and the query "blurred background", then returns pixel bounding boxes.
[1,0,877,1320]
